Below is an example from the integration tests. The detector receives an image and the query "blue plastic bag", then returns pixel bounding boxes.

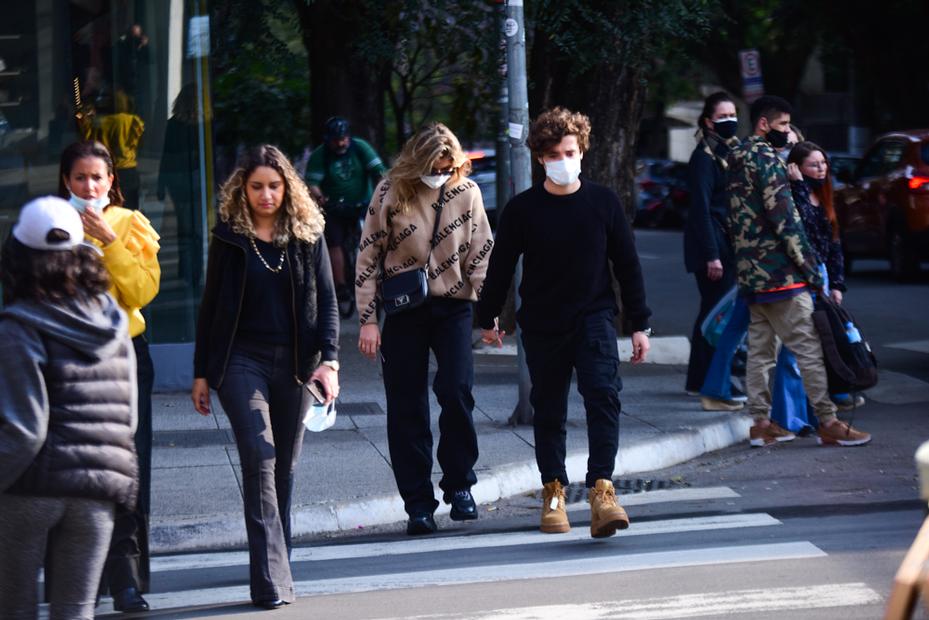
[700,285,737,347]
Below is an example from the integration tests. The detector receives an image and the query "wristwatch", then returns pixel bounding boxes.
[638,328,653,337]
[320,360,340,372]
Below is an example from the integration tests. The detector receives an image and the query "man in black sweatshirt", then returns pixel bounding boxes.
[476,107,652,539]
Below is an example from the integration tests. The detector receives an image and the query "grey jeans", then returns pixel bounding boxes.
[217,339,305,604]
[0,493,115,620]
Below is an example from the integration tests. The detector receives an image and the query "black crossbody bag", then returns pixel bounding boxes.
[379,185,446,315]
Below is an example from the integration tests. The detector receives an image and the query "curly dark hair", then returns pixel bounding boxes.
[527,107,592,156]
[1,235,110,305]
[57,141,125,207]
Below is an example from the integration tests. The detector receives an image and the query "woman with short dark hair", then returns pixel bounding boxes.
[0,196,138,620]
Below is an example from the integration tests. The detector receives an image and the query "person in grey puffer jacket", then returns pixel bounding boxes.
[0,196,139,620]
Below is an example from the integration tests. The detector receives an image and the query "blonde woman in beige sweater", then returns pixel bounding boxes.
[355,123,494,535]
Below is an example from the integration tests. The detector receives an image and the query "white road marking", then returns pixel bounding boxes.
[151,498,757,575]
[386,582,883,619]
[885,339,929,355]
[113,542,828,610]
[474,336,691,365]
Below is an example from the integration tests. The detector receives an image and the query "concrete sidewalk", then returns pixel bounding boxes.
[150,322,751,553]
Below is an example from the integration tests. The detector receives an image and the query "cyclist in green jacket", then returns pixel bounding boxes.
[305,117,387,302]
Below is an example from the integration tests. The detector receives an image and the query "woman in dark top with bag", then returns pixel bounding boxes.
[683,91,745,410]
[772,141,860,431]
[354,123,494,536]
[191,145,339,609]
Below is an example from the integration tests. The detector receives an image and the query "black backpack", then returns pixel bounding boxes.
[811,295,878,393]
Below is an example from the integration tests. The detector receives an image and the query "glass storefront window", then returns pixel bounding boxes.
[2,1,213,357]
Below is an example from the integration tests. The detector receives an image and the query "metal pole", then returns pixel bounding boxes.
[504,0,533,425]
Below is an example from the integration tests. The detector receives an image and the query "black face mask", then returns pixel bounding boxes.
[803,174,825,189]
[713,119,738,140]
[766,128,789,149]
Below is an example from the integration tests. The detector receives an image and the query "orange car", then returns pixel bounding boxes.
[834,130,929,280]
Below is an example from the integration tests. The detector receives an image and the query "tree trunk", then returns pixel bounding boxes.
[293,0,392,150]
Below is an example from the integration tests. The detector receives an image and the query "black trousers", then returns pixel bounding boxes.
[217,339,304,604]
[685,265,736,392]
[103,335,153,594]
[381,297,478,516]
[521,309,623,488]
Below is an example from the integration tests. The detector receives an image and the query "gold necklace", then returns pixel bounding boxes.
[249,236,285,273]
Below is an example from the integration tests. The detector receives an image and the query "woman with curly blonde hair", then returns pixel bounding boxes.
[355,123,494,536]
[191,144,338,609]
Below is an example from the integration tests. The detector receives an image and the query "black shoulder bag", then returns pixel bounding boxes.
[379,185,446,315]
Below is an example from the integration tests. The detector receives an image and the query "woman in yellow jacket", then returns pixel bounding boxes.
[58,140,160,612]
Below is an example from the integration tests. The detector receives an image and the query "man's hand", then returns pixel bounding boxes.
[309,185,327,206]
[358,323,381,361]
[830,289,843,305]
[707,259,723,281]
[309,365,339,404]
[480,318,505,348]
[631,331,650,364]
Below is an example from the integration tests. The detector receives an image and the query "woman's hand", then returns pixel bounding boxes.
[80,207,117,246]
[706,259,723,281]
[786,162,803,182]
[830,289,843,305]
[191,378,211,415]
[358,323,381,361]
[631,331,650,364]
[309,365,339,404]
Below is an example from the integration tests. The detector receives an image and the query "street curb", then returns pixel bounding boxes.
[474,336,691,366]
[150,413,751,554]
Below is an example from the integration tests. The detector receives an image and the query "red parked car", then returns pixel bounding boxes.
[834,130,929,280]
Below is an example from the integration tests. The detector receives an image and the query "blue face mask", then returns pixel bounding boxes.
[68,192,109,213]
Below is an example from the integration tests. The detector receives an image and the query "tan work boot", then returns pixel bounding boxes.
[588,479,630,538]
[540,480,570,534]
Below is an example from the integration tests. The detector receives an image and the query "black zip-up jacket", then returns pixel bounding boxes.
[683,139,732,273]
[193,221,339,388]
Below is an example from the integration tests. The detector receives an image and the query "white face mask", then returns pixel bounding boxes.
[544,157,582,186]
[68,191,109,213]
[420,174,451,190]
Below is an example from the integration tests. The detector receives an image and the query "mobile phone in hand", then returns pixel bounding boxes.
[307,380,327,404]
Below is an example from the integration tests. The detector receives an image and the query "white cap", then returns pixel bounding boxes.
[13,196,86,251]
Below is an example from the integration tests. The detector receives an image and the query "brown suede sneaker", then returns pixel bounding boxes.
[588,479,630,538]
[541,480,570,534]
[817,420,872,447]
[749,420,796,447]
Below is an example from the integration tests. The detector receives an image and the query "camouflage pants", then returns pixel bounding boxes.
[745,291,838,424]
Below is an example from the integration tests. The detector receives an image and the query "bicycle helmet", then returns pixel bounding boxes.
[324,116,351,142]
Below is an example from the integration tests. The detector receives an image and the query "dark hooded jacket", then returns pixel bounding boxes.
[0,294,139,508]
[193,221,339,389]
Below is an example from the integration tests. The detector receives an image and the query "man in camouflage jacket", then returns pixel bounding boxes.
[727,95,871,448]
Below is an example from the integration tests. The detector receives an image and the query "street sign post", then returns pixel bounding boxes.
[738,49,764,103]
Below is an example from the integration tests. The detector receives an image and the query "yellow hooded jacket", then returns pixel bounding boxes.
[94,206,161,337]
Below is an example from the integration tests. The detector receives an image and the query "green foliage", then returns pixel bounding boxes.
[531,0,717,75]
[211,0,310,156]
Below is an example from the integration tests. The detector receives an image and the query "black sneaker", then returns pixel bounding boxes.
[449,490,478,521]
[406,512,438,535]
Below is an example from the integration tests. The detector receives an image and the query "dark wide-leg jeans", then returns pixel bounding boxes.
[217,339,304,604]
[381,297,479,516]
[521,309,623,488]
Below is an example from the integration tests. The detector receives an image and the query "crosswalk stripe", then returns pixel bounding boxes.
[99,541,827,611]
[384,582,883,619]
[150,512,778,573]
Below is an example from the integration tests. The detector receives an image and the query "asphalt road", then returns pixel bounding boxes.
[92,229,929,620]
